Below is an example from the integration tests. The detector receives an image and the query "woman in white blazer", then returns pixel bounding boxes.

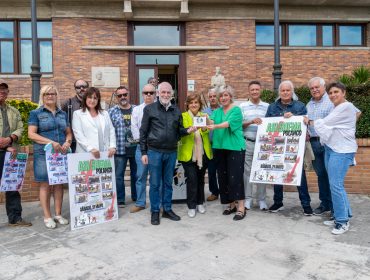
[72,87,116,158]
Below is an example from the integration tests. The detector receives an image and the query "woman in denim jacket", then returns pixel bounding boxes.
[28,86,72,229]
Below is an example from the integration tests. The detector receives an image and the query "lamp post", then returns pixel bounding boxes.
[272,0,283,93]
[30,0,41,103]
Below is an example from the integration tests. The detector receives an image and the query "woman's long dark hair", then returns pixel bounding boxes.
[82,87,103,113]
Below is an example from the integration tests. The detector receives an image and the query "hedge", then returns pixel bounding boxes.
[261,82,370,138]
[6,99,38,146]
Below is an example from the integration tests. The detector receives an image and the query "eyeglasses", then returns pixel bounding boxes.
[75,85,88,90]
[116,93,128,98]
[44,92,57,96]
[143,91,156,96]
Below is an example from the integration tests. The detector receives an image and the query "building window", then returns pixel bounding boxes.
[130,23,183,46]
[0,20,52,74]
[256,23,366,47]
[338,25,363,46]
[288,25,317,46]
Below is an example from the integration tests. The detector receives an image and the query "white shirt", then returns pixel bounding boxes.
[131,103,146,140]
[239,100,269,140]
[314,101,358,153]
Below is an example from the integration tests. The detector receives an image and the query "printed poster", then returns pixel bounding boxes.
[46,149,69,185]
[67,152,118,230]
[250,116,307,186]
[0,152,28,192]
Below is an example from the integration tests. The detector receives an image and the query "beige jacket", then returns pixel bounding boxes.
[0,104,24,146]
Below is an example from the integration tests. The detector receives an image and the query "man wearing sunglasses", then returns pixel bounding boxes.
[130,84,156,213]
[61,79,89,152]
[108,86,137,208]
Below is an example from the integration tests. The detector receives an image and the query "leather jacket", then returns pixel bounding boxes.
[140,101,187,155]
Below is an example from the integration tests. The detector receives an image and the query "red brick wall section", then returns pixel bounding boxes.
[5,18,129,105]
[186,20,256,99]
[256,48,370,89]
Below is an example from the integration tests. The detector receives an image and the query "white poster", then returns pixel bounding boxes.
[91,67,120,88]
[250,116,307,186]
[0,152,28,192]
[67,152,118,230]
[46,149,69,185]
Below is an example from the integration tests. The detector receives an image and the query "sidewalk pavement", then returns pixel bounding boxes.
[0,188,369,280]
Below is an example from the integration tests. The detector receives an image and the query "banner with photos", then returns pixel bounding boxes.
[250,116,307,186]
[67,152,118,230]
[46,148,69,185]
[0,152,28,192]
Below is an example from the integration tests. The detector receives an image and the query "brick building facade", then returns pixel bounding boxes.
[0,0,369,202]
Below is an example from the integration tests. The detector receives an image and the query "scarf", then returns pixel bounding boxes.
[188,110,204,169]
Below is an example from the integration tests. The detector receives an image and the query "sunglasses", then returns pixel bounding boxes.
[75,85,88,90]
[116,93,128,98]
[143,91,156,96]
[44,92,57,96]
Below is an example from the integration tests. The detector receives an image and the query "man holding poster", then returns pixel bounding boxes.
[265,80,313,216]
[0,81,32,227]
[239,81,269,211]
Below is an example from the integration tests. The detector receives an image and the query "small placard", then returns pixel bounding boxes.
[194,116,206,127]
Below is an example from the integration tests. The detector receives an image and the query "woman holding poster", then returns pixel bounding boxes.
[178,93,212,218]
[207,85,246,221]
[28,85,72,229]
[72,87,116,159]
[304,82,358,235]
[265,80,313,215]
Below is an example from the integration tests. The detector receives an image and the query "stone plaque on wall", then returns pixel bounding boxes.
[91,67,120,88]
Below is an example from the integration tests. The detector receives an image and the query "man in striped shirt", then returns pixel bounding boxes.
[239,81,269,210]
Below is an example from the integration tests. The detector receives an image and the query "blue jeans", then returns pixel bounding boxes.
[310,139,332,210]
[134,146,149,207]
[273,168,311,208]
[147,150,177,213]
[207,149,219,196]
[115,155,137,204]
[324,146,354,225]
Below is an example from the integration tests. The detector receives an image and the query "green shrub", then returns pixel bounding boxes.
[6,99,38,146]
[261,81,370,138]
[339,65,370,86]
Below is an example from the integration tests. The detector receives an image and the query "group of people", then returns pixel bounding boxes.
[0,75,359,235]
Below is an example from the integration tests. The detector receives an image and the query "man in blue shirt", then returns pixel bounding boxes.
[306,77,334,215]
[108,86,137,208]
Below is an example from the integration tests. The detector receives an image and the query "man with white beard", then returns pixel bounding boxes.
[108,86,137,208]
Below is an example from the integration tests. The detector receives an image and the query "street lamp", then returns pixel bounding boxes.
[272,0,283,93]
[30,0,41,103]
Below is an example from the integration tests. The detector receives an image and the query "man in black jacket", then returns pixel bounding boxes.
[140,82,194,225]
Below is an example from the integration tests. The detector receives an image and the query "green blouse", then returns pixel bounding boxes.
[211,106,245,151]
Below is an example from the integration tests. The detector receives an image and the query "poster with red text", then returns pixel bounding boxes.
[250,116,307,186]
[0,152,28,192]
[67,152,118,230]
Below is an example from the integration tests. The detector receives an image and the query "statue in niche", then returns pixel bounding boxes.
[211,67,226,89]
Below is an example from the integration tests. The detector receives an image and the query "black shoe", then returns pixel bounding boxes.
[233,210,246,221]
[303,206,313,216]
[313,205,331,216]
[162,210,181,221]
[222,206,237,215]
[151,212,160,225]
[118,202,126,208]
[268,203,284,213]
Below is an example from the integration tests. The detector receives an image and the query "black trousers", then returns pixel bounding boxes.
[182,156,208,209]
[215,149,245,204]
[0,151,23,223]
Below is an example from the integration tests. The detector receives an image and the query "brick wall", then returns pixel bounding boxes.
[256,48,370,89]
[186,20,256,99]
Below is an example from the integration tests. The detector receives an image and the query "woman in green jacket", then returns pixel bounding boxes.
[178,93,212,218]
[207,85,246,221]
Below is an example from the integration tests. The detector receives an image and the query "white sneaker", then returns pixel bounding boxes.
[197,204,206,214]
[54,215,69,225]
[188,209,196,218]
[259,200,268,211]
[245,199,252,210]
[44,218,56,229]
[323,220,336,227]
[331,222,349,235]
